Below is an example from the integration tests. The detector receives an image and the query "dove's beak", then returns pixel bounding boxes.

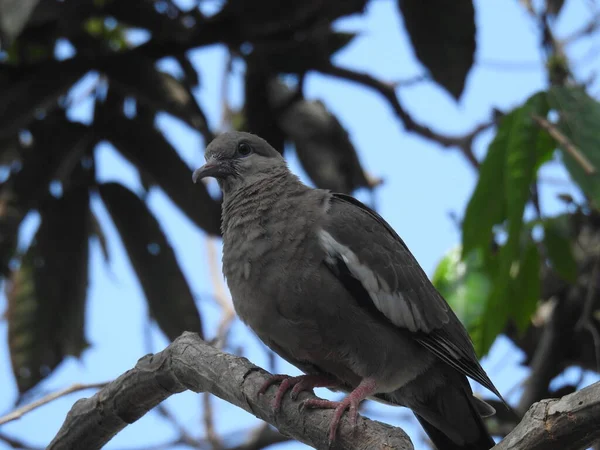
[192,159,230,183]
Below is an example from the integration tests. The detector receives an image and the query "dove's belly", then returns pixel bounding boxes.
[224,232,435,393]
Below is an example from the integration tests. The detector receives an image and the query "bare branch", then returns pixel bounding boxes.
[532,114,596,175]
[0,431,42,450]
[493,381,600,450]
[47,332,414,450]
[315,64,495,170]
[203,392,223,449]
[563,11,600,46]
[0,382,107,426]
[228,424,290,450]
[207,237,236,348]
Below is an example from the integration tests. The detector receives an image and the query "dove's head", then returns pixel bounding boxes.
[193,131,286,194]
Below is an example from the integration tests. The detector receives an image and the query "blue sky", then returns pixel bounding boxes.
[1,0,598,449]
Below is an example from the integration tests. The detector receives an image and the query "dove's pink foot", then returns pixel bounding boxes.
[301,378,378,445]
[258,374,339,411]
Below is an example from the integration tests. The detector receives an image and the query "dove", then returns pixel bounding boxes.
[193,131,503,449]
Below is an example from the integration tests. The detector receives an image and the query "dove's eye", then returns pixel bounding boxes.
[237,142,253,157]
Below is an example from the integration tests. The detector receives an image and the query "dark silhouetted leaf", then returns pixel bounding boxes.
[272,86,378,193]
[101,53,211,137]
[216,0,367,41]
[0,58,88,138]
[250,26,357,73]
[546,0,566,17]
[544,217,578,282]
[243,64,287,154]
[548,86,600,206]
[397,0,476,99]
[176,54,200,88]
[97,116,221,236]
[511,241,540,332]
[0,117,93,275]
[99,182,203,341]
[7,180,90,393]
[0,0,39,46]
[105,0,191,43]
[90,210,110,264]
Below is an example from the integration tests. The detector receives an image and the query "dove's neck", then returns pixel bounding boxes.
[220,169,308,236]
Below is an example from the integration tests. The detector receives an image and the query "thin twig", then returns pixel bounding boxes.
[228,424,290,450]
[0,382,108,426]
[207,238,236,348]
[390,74,429,89]
[203,393,222,449]
[219,52,234,132]
[315,64,494,170]
[0,431,42,450]
[532,114,596,175]
[154,403,201,447]
[203,238,235,448]
[563,11,600,45]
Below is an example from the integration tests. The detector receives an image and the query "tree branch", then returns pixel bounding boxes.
[315,64,495,170]
[48,332,413,450]
[0,382,107,426]
[493,381,600,450]
[531,114,596,175]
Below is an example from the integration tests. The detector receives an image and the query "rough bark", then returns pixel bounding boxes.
[48,331,600,450]
[494,381,600,450]
[48,332,413,450]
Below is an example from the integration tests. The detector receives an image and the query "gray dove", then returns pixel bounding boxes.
[193,131,504,450]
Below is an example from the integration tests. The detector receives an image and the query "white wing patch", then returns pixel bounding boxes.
[318,229,422,332]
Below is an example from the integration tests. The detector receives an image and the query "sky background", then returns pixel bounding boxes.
[1,0,599,449]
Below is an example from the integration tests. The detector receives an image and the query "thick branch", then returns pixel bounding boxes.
[48,332,413,450]
[493,381,600,450]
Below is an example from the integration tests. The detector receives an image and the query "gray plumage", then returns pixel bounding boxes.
[193,131,503,450]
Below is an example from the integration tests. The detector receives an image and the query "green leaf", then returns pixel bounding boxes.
[505,92,549,230]
[466,92,550,354]
[461,129,506,258]
[511,242,541,332]
[99,182,204,341]
[543,218,578,282]
[8,182,90,393]
[397,0,475,99]
[548,86,600,207]
[432,246,491,348]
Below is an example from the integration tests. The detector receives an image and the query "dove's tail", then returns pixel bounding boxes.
[414,408,495,450]
[383,362,496,450]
